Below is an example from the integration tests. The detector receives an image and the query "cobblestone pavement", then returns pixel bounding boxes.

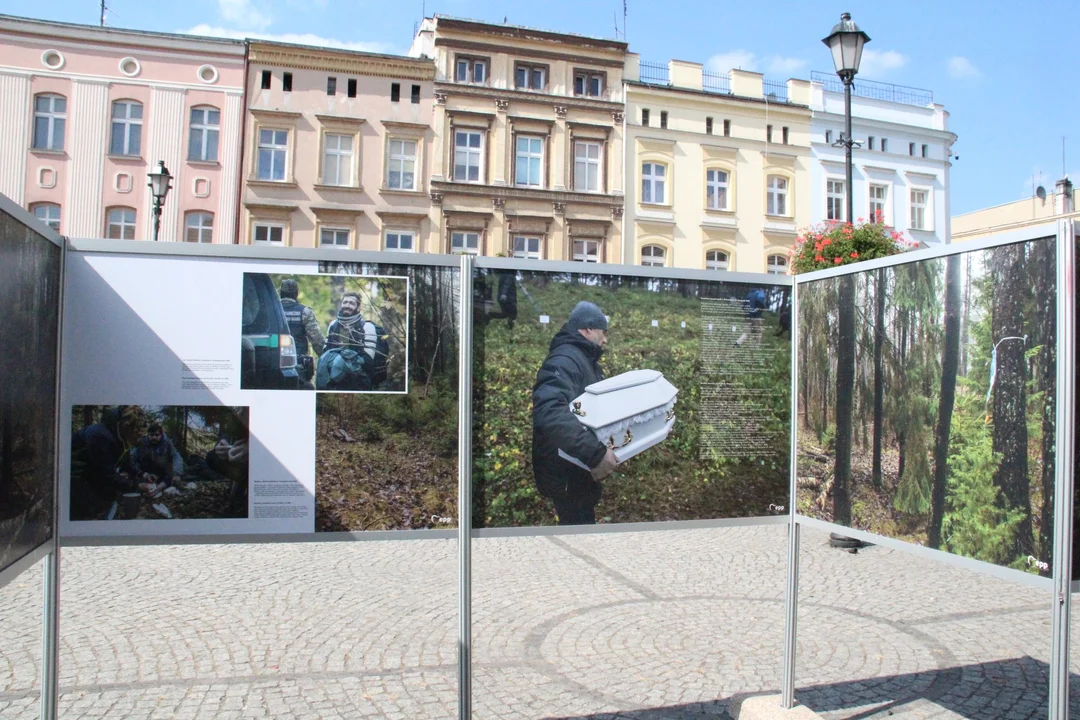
[0,524,1077,719]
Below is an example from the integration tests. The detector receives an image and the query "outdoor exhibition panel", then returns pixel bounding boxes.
[0,196,62,588]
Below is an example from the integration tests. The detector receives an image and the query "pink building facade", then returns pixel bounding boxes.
[0,15,245,243]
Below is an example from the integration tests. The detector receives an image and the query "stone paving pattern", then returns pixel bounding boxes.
[1,525,1078,719]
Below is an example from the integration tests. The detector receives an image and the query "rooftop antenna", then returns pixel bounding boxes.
[1064,135,1067,178]
[623,0,627,42]
[100,0,107,26]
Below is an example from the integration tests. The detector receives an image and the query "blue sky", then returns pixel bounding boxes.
[6,0,1077,216]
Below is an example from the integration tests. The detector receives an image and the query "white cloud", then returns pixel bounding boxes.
[856,48,907,78]
[185,24,396,54]
[947,56,981,80]
[217,0,272,32]
[705,50,806,77]
[764,56,807,77]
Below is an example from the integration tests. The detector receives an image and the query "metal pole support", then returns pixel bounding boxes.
[782,281,800,708]
[457,254,474,720]
[40,548,59,720]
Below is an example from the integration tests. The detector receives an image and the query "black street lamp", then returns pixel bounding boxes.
[823,12,870,224]
[147,160,173,242]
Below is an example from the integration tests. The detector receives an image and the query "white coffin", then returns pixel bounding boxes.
[567,369,679,465]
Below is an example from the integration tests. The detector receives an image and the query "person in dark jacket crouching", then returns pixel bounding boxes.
[532,301,618,525]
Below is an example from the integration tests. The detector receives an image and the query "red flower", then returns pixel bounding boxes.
[815,255,824,262]
[834,257,843,264]
[850,251,859,258]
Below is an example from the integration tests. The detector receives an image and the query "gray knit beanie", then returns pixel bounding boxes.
[567,301,608,331]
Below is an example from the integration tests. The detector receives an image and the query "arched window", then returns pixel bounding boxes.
[705,249,729,271]
[185,212,214,243]
[110,100,143,156]
[767,254,788,275]
[32,94,66,151]
[706,169,729,210]
[105,207,137,240]
[188,106,220,162]
[766,175,788,216]
[641,245,666,267]
[31,203,61,231]
[641,162,667,205]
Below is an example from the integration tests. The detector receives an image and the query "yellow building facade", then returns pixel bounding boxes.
[952,177,1075,242]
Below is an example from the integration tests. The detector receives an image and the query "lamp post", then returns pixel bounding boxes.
[822,12,870,224]
[147,160,173,242]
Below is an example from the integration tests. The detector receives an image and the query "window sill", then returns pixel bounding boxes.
[247,178,299,189]
[640,202,672,209]
[314,183,364,193]
[107,154,143,162]
[379,186,423,196]
[187,159,221,168]
[704,207,734,215]
[29,148,66,156]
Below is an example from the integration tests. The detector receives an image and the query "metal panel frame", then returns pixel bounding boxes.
[781,280,800,709]
[0,540,53,591]
[457,255,474,720]
[0,191,63,249]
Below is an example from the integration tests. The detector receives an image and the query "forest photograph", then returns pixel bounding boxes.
[70,405,250,522]
[0,213,60,574]
[796,237,1058,574]
[472,268,791,529]
[314,262,458,532]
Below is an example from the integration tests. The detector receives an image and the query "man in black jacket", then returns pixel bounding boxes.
[532,301,618,525]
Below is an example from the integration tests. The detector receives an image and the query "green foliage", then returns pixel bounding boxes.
[790,220,916,274]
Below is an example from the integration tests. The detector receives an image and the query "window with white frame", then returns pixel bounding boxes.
[188,106,220,162]
[256,128,289,181]
[641,162,666,205]
[515,136,543,188]
[451,231,480,254]
[706,169,729,210]
[826,179,845,221]
[512,235,541,259]
[869,184,888,224]
[641,245,666,267]
[910,189,929,230]
[253,222,285,245]
[515,63,546,91]
[32,94,66,151]
[31,203,61,231]
[387,138,418,190]
[184,212,213,243]
[454,130,483,183]
[767,175,788,216]
[455,57,488,84]
[105,207,136,240]
[767,254,788,275]
[320,227,351,248]
[573,239,600,262]
[385,231,416,252]
[574,141,602,192]
[574,70,604,97]
[705,249,729,270]
[109,100,143,156]
[322,133,354,187]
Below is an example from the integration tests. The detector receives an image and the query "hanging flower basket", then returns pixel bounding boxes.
[789,215,917,274]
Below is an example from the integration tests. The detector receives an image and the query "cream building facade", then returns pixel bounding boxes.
[623,60,812,273]
[952,177,1075,242]
[241,41,436,250]
[409,16,627,262]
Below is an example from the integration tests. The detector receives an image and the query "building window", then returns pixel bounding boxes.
[411,85,420,103]
[782,127,789,145]
[826,179,845,221]
[641,108,650,126]
[573,239,599,262]
[456,57,488,84]
[767,176,788,216]
[109,100,143,156]
[641,162,666,204]
[921,144,929,158]
[391,83,400,102]
[515,136,543,188]
[385,231,415,252]
[451,231,480,254]
[881,138,888,153]
[641,245,666,267]
[105,207,136,239]
[659,111,668,129]
[188,106,220,162]
[31,203,61,231]
[909,142,916,156]
[512,236,541,259]
[766,125,773,143]
[282,72,293,92]
[767,254,788,275]
[574,70,604,97]
[910,189,928,230]
[869,184,888,224]
[705,117,713,135]
[327,77,337,96]
[253,222,285,244]
[825,130,833,144]
[320,227,350,248]
[705,250,729,271]
[723,119,731,137]
[347,79,357,98]
[257,128,289,181]
[387,138,418,190]
[868,136,875,151]
[322,133,354,187]
[454,130,483,183]
[574,141,602,193]
[706,169,729,210]
[32,94,66,151]
[260,70,271,90]
[184,212,213,243]
[515,63,546,90]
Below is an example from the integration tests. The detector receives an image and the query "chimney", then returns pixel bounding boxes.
[1055,176,1074,214]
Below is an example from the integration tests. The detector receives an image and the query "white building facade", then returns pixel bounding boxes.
[809,73,956,246]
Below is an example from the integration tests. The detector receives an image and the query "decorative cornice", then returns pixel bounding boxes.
[554,105,569,119]
[612,111,624,124]
[249,107,302,121]
[434,82,621,112]
[381,120,430,130]
[611,206,624,220]
[430,180,622,208]
[314,113,365,126]
[553,201,566,215]
[433,33,626,63]
[435,91,447,105]
[248,42,435,80]
[492,197,506,210]
[429,191,444,205]
[495,98,510,112]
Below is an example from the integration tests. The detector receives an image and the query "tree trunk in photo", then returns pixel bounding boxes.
[929,255,962,549]
[833,275,857,526]
[991,244,1034,557]
[961,253,972,377]
[821,358,830,440]
[1032,239,1056,566]
[800,318,809,429]
[872,268,887,488]
[897,308,909,483]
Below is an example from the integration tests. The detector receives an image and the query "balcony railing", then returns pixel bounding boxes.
[638,60,670,85]
[811,71,933,107]
[702,70,731,95]
[762,79,789,103]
